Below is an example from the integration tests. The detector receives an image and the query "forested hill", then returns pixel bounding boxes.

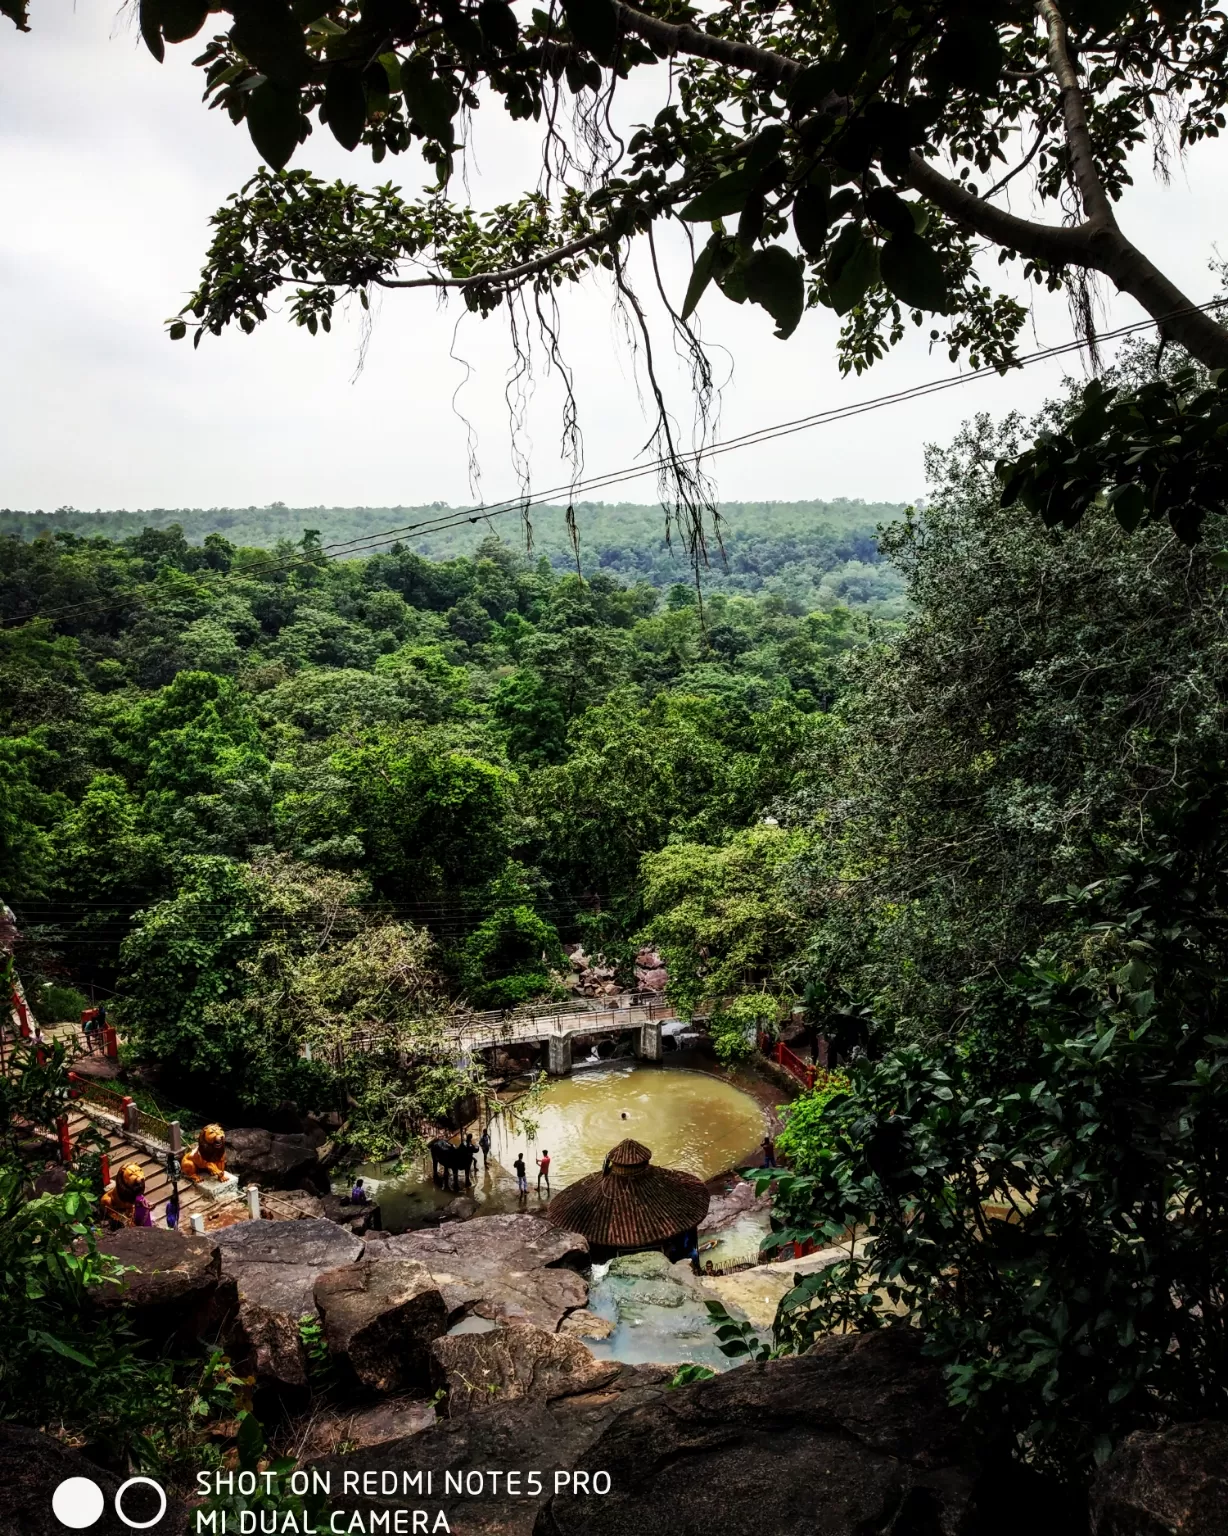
[0,498,908,616]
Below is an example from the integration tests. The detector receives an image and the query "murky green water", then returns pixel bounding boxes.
[349,1061,767,1232]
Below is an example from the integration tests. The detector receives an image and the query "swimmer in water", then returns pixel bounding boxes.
[620,1111,628,1119]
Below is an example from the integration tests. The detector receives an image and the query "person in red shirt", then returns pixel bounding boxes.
[536,1149,551,1196]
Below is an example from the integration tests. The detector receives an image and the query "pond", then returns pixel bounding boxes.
[345,1059,769,1233]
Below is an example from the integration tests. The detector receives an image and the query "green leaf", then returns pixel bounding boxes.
[879,230,947,312]
[33,1330,95,1367]
[793,180,831,259]
[324,63,367,151]
[138,0,165,61]
[245,82,303,170]
[743,245,805,339]
[158,0,208,43]
[478,0,520,51]
[826,227,877,315]
[681,236,722,320]
[561,0,617,64]
[231,2,309,87]
[865,187,915,237]
[402,58,459,144]
[680,167,755,223]
[236,1410,265,1470]
[1108,481,1147,533]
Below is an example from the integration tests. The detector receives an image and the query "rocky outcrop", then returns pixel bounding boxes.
[701,1175,771,1235]
[1091,1421,1228,1535]
[89,1226,233,1347]
[314,1257,447,1393]
[539,1327,979,1536]
[224,1127,326,1188]
[699,1242,852,1331]
[214,1218,363,1387]
[634,945,668,994]
[366,1214,589,1330]
[0,1424,187,1536]
[310,1363,672,1536]
[292,1397,438,1460]
[559,1309,614,1340]
[431,1324,621,1413]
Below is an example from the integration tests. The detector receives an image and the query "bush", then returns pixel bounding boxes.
[774,1071,853,1171]
[36,983,88,1024]
[708,993,779,1064]
[751,800,1228,1479]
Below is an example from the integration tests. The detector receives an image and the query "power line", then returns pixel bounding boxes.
[5,297,1223,630]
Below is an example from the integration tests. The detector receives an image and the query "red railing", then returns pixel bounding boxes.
[770,1039,817,1090]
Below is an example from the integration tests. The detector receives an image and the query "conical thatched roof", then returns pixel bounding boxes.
[545,1138,709,1249]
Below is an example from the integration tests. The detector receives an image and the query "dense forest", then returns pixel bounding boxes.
[0,498,909,617]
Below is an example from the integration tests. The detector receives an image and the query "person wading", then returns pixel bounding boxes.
[536,1149,551,1197]
[479,1128,491,1170]
[514,1153,527,1203]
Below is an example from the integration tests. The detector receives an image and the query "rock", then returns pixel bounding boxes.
[431,1324,621,1413]
[292,1398,438,1460]
[310,1362,671,1536]
[0,1424,187,1536]
[634,946,668,993]
[699,1243,850,1331]
[321,1193,380,1233]
[559,1309,614,1340]
[264,1189,325,1219]
[367,1214,589,1331]
[1091,1421,1228,1535]
[224,1127,323,1187]
[214,1218,363,1387]
[90,1227,232,1347]
[442,1196,478,1222]
[701,1176,770,1234]
[539,1327,978,1536]
[314,1257,447,1393]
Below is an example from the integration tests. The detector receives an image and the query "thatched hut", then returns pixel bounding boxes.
[544,1138,709,1262]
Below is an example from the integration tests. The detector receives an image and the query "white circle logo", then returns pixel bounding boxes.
[51,1477,105,1529]
[114,1476,168,1530]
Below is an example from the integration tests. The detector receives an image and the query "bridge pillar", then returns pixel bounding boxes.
[546,1034,572,1076]
[636,1020,662,1062]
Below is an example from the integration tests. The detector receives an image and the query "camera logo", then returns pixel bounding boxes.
[53,1475,168,1530]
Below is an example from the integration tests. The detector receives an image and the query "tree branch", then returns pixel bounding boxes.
[905,153,1092,265]
[612,0,801,85]
[373,224,615,292]
[1036,0,1115,227]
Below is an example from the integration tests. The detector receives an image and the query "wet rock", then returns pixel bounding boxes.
[292,1397,438,1460]
[0,1424,187,1536]
[314,1257,447,1394]
[90,1227,232,1347]
[559,1309,614,1340]
[701,1176,770,1234]
[214,1218,362,1388]
[310,1362,671,1536]
[224,1127,323,1188]
[432,1324,620,1413]
[367,1214,589,1330]
[442,1196,478,1222]
[321,1192,379,1233]
[699,1242,849,1331]
[1091,1421,1228,1535]
[539,1327,979,1536]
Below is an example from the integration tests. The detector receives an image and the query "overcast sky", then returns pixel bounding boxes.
[1,3,1225,515]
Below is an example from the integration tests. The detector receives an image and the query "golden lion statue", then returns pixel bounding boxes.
[100,1162,145,1227]
[180,1123,227,1183]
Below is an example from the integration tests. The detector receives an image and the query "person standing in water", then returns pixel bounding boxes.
[479,1127,491,1170]
[761,1136,777,1169]
[536,1149,551,1196]
[514,1153,528,1202]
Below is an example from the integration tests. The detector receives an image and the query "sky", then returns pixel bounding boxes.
[1,3,1225,515]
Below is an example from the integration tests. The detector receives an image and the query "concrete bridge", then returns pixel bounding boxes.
[446,997,678,1075]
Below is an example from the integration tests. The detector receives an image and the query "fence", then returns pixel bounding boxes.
[67,1073,182,1152]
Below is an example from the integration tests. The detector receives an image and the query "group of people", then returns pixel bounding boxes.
[455,1128,552,1201]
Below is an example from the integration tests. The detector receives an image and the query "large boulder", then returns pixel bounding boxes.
[89,1226,233,1347]
[431,1324,621,1413]
[367,1214,589,1330]
[314,1257,447,1393]
[214,1218,363,1387]
[224,1127,325,1188]
[538,1327,979,1536]
[293,1397,438,1460]
[0,1424,187,1536]
[1091,1421,1228,1535]
[309,1362,671,1536]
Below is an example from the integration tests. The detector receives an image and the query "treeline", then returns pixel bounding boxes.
[0,498,908,616]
